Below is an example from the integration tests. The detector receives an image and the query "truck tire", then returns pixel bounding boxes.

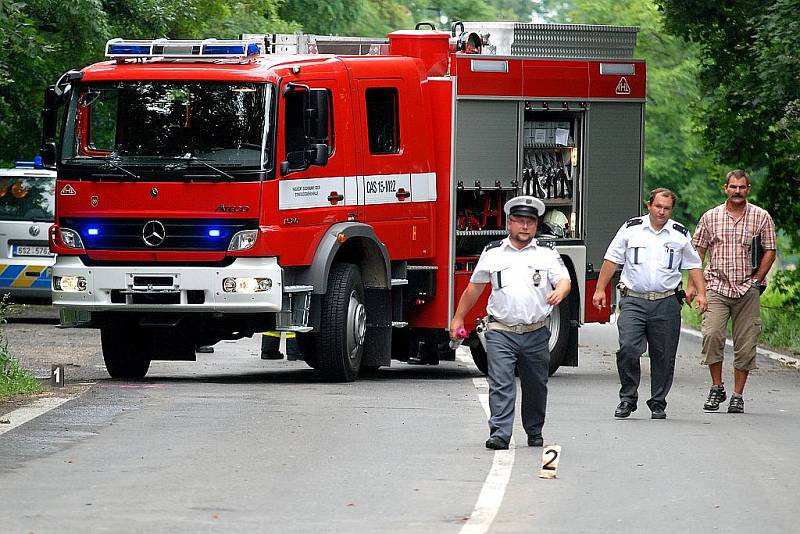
[296,333,319,369]
[547,296,571,375]
[316,263,366,382]
[466,336,488,375]
[100,326,151,379]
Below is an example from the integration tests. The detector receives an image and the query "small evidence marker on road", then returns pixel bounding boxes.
[538,444,561,479]
[51,364,65,387]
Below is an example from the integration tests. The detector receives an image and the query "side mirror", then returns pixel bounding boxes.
[40,143,57,166]
[41,86,58,142]
[309,144,329,166]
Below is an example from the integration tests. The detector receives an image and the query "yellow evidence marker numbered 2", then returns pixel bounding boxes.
[538,444,561,479]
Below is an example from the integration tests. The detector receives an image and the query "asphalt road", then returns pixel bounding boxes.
[1,318,798,533]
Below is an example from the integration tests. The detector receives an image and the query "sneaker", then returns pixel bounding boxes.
[727,394,744,413]
[703,384,727,411]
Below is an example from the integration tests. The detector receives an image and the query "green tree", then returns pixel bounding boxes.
[657,0,800,244]
[0,0,296,166]
[532,0,721,225]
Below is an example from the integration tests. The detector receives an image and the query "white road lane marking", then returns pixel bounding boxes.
[458,347,516,534]
[0,396,74,436]
[681,327,800,369]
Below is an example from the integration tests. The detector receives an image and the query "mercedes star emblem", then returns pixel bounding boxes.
[142,220,166,247]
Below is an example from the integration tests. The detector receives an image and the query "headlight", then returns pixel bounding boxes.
[228,229,257,251]
[53,275,87,292]
[222,277,272,293]
[59,228,85,249]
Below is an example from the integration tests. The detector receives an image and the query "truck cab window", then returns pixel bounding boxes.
[366,88,399,154]
[284,90,306,166]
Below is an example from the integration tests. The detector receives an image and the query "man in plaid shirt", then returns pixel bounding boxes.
[691,169,776,413]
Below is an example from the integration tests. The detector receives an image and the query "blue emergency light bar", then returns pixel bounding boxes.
[14,156,44,169]
[105,38,263,60]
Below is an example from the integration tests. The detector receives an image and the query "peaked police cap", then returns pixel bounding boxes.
[503,196,545,218]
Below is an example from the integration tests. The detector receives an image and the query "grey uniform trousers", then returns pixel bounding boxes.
[485,327,550,441]
[616,295,682,411]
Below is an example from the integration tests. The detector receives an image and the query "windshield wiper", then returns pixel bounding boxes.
[99,158,140,180]
[184,157,235,180]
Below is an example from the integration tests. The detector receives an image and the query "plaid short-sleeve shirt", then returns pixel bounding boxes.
[692,202,776,298]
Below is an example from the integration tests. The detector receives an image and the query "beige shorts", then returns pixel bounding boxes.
[701,288,761,371]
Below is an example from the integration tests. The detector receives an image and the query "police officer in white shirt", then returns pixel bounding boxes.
[592,188,707,419]
[450,196,571,450]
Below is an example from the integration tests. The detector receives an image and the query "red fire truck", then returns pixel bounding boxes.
[41,22,645,381]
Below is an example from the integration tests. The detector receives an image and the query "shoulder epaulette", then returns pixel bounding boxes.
[483,240,503,252]
[672,222,688,236]
[537,239,555,249]
[626,217,644,228]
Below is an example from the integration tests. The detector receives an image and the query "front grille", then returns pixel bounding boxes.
[60,218,258,251]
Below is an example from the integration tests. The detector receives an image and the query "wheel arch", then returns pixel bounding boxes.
[295,222,391,294]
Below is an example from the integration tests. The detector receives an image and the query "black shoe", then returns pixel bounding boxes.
[260,350,284,360]
[527,434,544,447]
[615,401,637,418]
[703,384,727,411]
[651,407,667,419]
[727,394,744,413]
[485,436,509,450]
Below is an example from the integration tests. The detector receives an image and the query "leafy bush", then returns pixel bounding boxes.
[0,300,42,397]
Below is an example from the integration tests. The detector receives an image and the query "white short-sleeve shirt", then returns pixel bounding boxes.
[604,216,702,293]
[470,237,569,325]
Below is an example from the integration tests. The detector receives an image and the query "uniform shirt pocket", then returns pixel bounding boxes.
[663,241,682,270]
[490,267,509,290]
[628,239,649,265]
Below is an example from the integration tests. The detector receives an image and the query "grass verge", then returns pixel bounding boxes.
[0,300,43,398]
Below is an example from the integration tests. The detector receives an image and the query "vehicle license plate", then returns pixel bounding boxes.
[14,245,54,257]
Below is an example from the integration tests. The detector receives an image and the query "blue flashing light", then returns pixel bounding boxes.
[87,228,100,236]
[33,155,43,168]
[108,44,152,55]
[208,229,221,237]
[246,42,261,56]
[203,45,246,55]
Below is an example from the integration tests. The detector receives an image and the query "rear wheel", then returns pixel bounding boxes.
[547,296,571,375]
[100,326,151,379]
[315,263,366,382]
[467,336,488,375]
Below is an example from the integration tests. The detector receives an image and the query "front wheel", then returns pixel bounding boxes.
[315,263,366,382]
[100,326,151,379]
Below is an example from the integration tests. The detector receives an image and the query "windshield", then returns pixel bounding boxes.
[0,175,56,222]
[61,81,272,180]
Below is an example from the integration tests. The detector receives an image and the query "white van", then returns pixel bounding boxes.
[0,161,56,301]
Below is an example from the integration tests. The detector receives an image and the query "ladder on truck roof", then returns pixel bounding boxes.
[246,22,638,60]
[241,33,389,56]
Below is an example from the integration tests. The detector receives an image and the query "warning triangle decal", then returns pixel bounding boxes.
[615,77,631,95]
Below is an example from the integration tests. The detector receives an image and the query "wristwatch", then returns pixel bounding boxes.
[750,277,761,286]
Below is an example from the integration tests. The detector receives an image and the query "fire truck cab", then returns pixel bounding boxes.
[42,23,645,380]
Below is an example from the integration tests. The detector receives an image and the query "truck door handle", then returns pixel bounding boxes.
[327,192,344,204]
[396,188,411,200]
